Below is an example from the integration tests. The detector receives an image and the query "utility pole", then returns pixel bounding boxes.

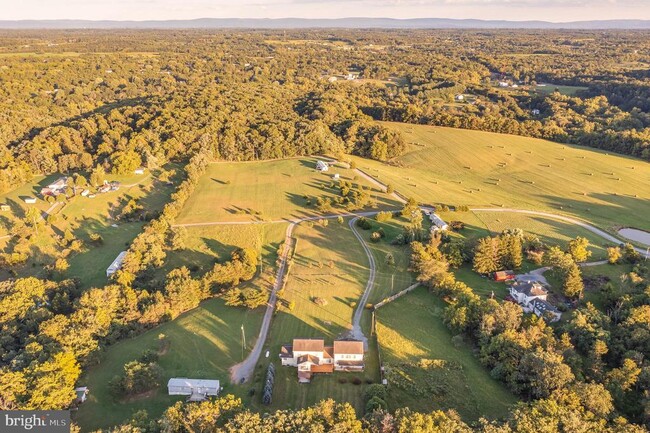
[241,324,246,360]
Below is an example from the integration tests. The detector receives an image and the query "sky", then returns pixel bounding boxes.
[7,0,650,22]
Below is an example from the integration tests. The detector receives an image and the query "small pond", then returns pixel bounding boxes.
[618,228,650,247]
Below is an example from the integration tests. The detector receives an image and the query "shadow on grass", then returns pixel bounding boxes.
[537,193,650,230]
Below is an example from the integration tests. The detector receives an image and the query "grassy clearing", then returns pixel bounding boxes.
[257,219,378,413]
[581,263,636,310]
[163,223,288,278]
[0,169,177,288]
[361,217,419,305]
[376,287,517,421]
[533,84,588,96]
[473,211,611,260]
[175,158,400,224]
[75,298,264,431]
[351,122,650,232]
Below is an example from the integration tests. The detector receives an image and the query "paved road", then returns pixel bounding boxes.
[347,217,378,348]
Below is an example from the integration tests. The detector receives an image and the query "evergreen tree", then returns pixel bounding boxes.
[473,237,502,274]
[563,264,584,299]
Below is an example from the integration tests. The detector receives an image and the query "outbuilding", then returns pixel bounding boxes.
[74,387,89,404]
[316,161,329,172]
[167,378,220,401]
[106,251,127,277]
[24,197,37,204]
[494,270,515,282]
[0,204,9,211]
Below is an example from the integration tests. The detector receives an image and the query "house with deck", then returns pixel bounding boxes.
[280,338,364,383]
[509,281,561,322]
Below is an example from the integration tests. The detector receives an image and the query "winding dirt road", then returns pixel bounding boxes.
[227,209,388,383]
[229,221,297,384]
[347,217,377,348]
[472,208,647,255]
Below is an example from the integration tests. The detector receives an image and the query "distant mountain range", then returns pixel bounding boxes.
[1,18,650,30]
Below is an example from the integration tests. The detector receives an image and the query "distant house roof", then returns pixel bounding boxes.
[323,346,334,359]
[167,378,220,390]
[429,213,448,229]
[293,338,324,353]
[512,282,547,297]
[48,177,68,190]
[494,270,515,281]
[334,340,364,355]
[297,354,320,365]
[531,298,560,315]
[279,345,293,358]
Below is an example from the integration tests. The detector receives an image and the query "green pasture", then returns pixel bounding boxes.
[350,122,650,233]
[175,158,400,224]
[75,298,264,431]
[376,286,517,421]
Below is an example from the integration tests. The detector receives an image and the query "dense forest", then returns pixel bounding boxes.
[1,29,649,432]
[1,29,650,194]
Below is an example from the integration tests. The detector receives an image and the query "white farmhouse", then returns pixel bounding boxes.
[428,212,449,232]
[280,338,364,383]
[509,282,561,322]
[106,251,127,277]
[509,281,548,307]
[333,340,364,371]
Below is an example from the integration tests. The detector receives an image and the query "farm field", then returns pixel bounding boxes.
[376,286,517,421]
[175,158,401,224]
[351,122,650,233]
[473,211,611,260]
[360,217,420,305]
[75,298,264,431]
[258,219,378,412]
[533,84,588,96]
[163,223,288,278]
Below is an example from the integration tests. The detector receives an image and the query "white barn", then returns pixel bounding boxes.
[106,251,127,277]
[316,161,329,172]
[167,378,220,401]
[428,213,449,232]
